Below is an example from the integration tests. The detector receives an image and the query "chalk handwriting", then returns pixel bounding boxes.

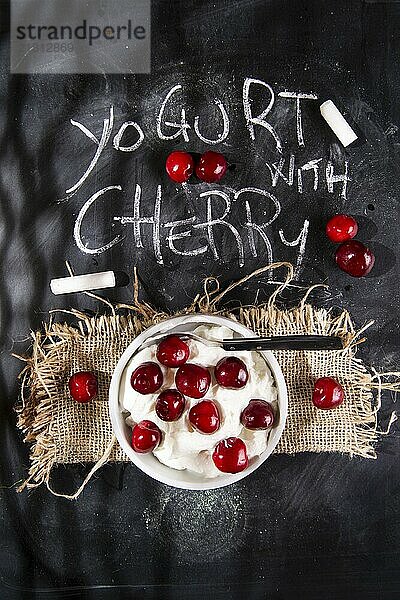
[193,99,230,144]
[66,106,114,197]
[113,121,144,152]
[157,84,191,142]
[194,190,245,267]
[74,185,123,254]
[279,220,309,277]
[112,184,303,268]
[157,84,229,144]
[242,78,282,152]
[278,91,318,146]
[326,160,350,200]
[62,77,354,277]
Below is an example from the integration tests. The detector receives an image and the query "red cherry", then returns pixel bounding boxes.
[312,377,344,410]
[240,400,274,430]
[130,362,163,395]
[166,151,194,183]
[156,335,190,367]
[175,363,211,398]
[335,240,375,277]
[195,151,227,183]
[156,389,186,421]
[68,371,97,403]
[326,214,358,242]
[215,357,248,389]
[131,420,161,453]
[189,400,220,434]
[212,438,249,474]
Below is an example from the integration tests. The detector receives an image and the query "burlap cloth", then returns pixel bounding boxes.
[16,263,397,499]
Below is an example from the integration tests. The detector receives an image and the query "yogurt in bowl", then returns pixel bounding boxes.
[109,314,288,490]
[121,325,278,478]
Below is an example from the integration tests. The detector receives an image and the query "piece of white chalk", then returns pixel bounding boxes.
[320,100,358,147]
[50,271,116,295]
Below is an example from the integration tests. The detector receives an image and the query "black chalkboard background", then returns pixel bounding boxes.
[0,1,399,598]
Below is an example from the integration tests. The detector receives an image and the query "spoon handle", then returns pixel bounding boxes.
[222,335,344,351]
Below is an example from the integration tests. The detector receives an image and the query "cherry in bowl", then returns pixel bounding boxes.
[131,420,162,453]
[156,335,190,367]
[212,437,248,473]
[156,389,186,422]
[215,357,248,389]
[189,400,220,434]
[130,362,163,395]
[175,363,211,398]
[241,399,274,430]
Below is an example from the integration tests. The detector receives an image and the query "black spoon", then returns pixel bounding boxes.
[145,332,344,351]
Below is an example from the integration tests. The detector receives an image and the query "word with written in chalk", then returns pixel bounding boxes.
[64,78,350,276]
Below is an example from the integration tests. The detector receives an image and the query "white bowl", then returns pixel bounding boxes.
[109,314,288,490]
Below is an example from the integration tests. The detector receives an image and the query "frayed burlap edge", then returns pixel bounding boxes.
[15,262,400,499]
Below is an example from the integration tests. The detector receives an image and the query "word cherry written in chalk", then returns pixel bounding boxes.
[74,183,310,275]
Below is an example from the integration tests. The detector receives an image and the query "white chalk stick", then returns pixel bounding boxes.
[50,271,116,295]
[320,100,358,147]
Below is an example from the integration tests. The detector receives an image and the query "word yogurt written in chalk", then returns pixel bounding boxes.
[74,184,309,275]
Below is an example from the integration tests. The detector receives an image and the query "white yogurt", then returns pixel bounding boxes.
[120,325,278,478]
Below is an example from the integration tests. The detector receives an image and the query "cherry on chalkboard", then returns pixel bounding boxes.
[195,151,227,183]
[326,214,358,243]
[335,240,375,277]
[166,150,194,183]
